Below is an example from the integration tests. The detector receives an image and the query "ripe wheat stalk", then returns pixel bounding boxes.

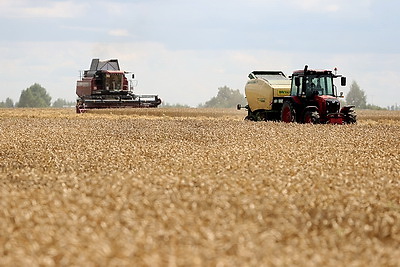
[0,108,399,266]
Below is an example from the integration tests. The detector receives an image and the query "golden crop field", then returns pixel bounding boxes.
[1,108,399,266]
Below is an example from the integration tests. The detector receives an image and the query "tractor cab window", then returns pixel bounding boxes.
[305,75,334,97]
[291,76,302,96]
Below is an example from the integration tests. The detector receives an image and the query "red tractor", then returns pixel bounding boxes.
[281,65,356,124]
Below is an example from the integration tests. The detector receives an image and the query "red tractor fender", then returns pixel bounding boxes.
[302,105,319,118]
[303,105,318,112]
[340,105,355,113]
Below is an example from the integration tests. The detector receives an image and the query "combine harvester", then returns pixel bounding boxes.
[76,59,161,113]
[238,65,356,124]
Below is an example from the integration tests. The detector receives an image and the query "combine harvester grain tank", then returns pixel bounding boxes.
[76,59,161,113]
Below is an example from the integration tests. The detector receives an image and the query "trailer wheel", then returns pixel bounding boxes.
[303,110,320,124]
[281,101,296,123]
[254,110,266,121]
[244,110,255,121]
[245,114,260,121]
[244,109,261,121]
[244,115,253,121]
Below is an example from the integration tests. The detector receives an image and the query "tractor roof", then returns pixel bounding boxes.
[292,69,332,76]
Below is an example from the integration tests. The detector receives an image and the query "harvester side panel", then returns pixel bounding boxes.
[76,78,92,97]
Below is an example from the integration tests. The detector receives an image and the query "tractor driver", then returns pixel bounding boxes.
[305,77,317,97]
[315,79,323,95]
[306,77,323,96]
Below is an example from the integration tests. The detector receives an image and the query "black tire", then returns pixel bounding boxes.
[76,104,83,113]
[254,110,266,121]
[245,110,267,121]
[303,110,320,124]
[281,101,296,123]
[244,109,256,121]
[344,110,357,124]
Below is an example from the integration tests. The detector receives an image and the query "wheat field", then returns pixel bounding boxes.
[0,108,399,266]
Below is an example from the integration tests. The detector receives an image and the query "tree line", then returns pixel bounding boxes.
[0,82,393,110]
[0,83,74,108]
[195,82,387,109]
[345,81,391,110]
[197,82,387,109]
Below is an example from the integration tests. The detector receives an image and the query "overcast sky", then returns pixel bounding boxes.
[1,0,399,107]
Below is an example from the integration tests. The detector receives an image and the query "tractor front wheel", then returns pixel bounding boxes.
[281,101,296,123]
[303,110,320,124]
[344,109,357,124]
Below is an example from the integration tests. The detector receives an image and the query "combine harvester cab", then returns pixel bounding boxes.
[76,59,161,113]
[237,71,291,121]
[281,65,357,124]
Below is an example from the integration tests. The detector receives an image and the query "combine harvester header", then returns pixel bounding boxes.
[76,59,161,113]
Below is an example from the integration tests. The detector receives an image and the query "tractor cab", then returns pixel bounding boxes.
[291,66,346,98]
[292,72,339,98]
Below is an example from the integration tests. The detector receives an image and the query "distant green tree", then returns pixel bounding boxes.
[199,86,246,108]
[346,81,367,109]
[5,98,14,107]
[17,83,51,108]
[0,98,14,108]
[52,98,75,108]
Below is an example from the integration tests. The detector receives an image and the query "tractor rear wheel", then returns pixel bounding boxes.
[281,101,296,123]
[303,110,320,124]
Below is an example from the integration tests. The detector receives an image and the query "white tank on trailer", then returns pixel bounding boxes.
[238,71,291,121]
